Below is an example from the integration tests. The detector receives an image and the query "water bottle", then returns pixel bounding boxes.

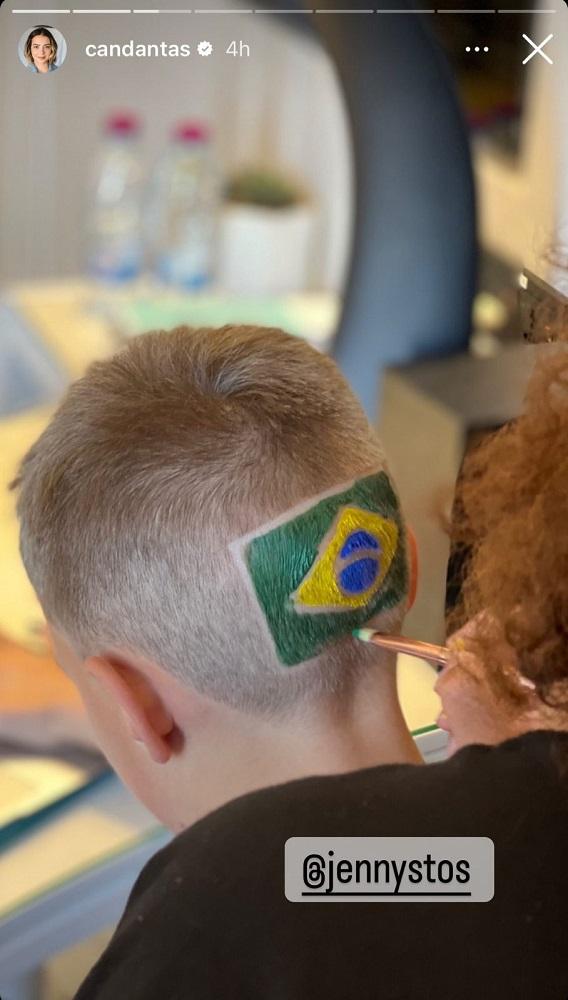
[87,112,145,283]
[151,122,220,290]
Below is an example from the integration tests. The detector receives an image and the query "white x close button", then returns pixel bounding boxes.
[522,33,554,65]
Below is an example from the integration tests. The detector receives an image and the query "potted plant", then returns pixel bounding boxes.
[218,167,316,295]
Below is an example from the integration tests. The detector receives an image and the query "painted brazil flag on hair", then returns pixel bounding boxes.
[234,472,408,666]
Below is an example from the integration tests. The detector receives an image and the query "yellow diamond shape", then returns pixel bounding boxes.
[291,506,399,614]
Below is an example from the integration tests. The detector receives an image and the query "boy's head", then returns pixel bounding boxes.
[14,326,415,815]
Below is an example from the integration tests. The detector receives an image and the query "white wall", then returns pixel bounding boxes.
[474,3,567,276]
[0,4,353,290]
[3,3,566,292]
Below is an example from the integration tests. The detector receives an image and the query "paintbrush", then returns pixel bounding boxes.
[354,629,538,692]
[353,628,450,666]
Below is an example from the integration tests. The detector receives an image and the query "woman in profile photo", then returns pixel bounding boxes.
[24,26,59,74]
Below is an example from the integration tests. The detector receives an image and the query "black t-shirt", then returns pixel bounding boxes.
[74,731,568,1000]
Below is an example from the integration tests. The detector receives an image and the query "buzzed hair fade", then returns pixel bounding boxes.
[13,325,409,716]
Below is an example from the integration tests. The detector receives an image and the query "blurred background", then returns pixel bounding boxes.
[0,6,351,289]
[0,2,567,996]
[0,3,565,290]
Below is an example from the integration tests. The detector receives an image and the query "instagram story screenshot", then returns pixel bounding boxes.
[0,1,568,998]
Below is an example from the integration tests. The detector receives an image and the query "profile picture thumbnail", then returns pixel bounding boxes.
[19,25,67,75]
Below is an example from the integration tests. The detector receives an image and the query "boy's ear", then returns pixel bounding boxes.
[84,655,175,764]
[406,526,419,612]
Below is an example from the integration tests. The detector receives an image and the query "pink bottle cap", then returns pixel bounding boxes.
[173,121,211,144]
[104,112,141,137]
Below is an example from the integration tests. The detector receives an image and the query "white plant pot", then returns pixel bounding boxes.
[218,203,316,296]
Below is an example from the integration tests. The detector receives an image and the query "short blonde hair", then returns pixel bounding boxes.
[14,326,408,715]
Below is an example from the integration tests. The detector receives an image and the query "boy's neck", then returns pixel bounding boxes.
[169,656,422,833]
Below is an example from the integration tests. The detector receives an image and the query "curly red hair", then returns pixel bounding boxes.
[450,347,568,712]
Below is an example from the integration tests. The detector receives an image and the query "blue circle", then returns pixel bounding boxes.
[339,557,379,595]
[340,530,379,559]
